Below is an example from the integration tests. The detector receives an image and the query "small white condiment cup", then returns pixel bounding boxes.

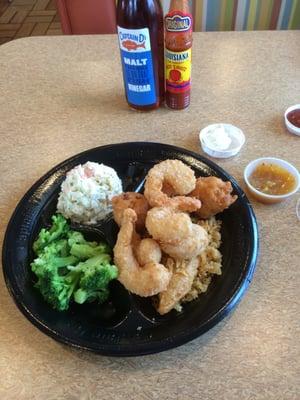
[284,104,300,136]
[199,123,245,158]
[244,157,300,204]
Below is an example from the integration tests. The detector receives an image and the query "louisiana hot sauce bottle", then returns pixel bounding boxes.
[165,0,193,110]
[116,0,164,111]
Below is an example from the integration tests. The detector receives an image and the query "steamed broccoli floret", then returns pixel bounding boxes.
[53,239,70,257]
[31,245,80,311]
[72,255,118,304]
[67,231,95,247]
[33,214,69,254]
[31,243,78,274]
[31,214,118,311]
[34,267,80,311]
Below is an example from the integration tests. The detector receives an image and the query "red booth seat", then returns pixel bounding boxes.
[55,0,117,34]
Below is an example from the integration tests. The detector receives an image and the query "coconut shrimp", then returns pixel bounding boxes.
[190,177,237,219]
[113,209,171,297]
[112,192,149,232]
[145,206,208,260]
[157,257,199,315]
[144,159,201,210]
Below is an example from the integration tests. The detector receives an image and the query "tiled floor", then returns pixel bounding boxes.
[0,0,61,45]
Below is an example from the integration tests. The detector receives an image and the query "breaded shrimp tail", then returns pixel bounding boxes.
[113,209,171,297]
[157,257,199,315]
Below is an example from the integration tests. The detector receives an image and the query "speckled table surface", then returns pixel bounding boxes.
[0,31,299,400]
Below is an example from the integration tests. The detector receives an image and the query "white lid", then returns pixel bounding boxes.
[284,104,300,136]
[199,123,245,158]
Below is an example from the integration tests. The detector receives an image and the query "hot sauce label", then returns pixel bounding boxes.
[165,11,193,32]
[117,27,157,106]
[165,10,192,95]
[165,48,191,94]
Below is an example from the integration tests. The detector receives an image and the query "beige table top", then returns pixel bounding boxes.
[0,31,299,400]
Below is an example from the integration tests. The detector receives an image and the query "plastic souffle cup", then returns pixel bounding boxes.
[199,123,245,158]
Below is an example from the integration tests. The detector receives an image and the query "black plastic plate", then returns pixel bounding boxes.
[2,142,259,356]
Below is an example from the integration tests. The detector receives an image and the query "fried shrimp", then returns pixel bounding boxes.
[135,238,162,265]
[144,159,200,210]
[161,224,209,260]
[113,209,171,297]
[145,206,193,244]
[189,177,238,219]
[157,257,199,315]
[145,207,209,260]
[112,192,149,231]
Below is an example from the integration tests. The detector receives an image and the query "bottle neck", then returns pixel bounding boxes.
[169,0,190,14]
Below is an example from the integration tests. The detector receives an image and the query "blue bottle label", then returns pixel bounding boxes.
[117,27,157,106]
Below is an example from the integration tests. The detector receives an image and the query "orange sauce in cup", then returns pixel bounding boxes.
[249,163,296,195]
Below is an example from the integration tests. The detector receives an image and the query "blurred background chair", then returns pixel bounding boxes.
[191,0,300,31]
[55,0,117,34]
[54,0,300,34]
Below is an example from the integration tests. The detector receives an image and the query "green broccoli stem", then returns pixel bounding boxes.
[74,254,112,269]
[56,269,82,310]
[52,255,78,268]
[73,288,89,304]
[70,244,111,260]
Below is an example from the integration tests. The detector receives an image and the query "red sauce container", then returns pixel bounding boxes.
[284,104,300,136]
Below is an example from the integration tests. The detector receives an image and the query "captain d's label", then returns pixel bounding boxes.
[165,48,191,94]
[117,27,157,106]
